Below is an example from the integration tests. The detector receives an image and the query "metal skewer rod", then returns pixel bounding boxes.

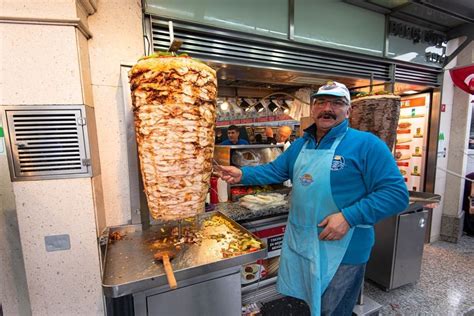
[177,219,183,239]
[195,214,199,230]
[167,21,183,55]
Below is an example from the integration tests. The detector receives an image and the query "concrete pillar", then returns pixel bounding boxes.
[440,40,474,242]
[87,0,144,226]
[0,0,105,314]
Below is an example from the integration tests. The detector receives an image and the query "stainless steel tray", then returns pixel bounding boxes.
[102,211,267,298]
[406,191,441,212]
[408,191,441,205]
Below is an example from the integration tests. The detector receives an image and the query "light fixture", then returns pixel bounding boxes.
[220,98,229,111]
[239,98,250,111]
[402,90,419,95]
[280,100,290,114]
[254,102,265,113]
[267,100,279,113]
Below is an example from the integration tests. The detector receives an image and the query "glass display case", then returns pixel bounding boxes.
[214,144,288,201]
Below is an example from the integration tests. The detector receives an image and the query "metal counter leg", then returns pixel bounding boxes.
[352,281,383,316]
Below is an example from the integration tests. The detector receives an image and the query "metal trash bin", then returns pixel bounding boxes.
[365,192,441,291]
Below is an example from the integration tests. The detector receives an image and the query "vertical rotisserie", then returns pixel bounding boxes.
[129,53,217,220]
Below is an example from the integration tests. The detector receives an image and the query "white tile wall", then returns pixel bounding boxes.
[0,0,78,20]
[87,0,144,226]
[13,178,103,315]
[0,24,83,105]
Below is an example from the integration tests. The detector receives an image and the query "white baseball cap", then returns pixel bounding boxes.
[311,81,351,104]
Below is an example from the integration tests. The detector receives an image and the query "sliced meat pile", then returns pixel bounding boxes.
[350,95,401,150]
[129,54,217,220]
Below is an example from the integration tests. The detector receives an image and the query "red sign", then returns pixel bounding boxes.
[450,64,474,95]
[241,118,253,124]
[254,225,286,238]
[396,145,410,150]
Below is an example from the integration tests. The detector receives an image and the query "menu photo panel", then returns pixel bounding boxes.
[396,94,430,191]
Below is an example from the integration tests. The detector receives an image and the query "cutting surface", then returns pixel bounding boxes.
[102,211,265,294]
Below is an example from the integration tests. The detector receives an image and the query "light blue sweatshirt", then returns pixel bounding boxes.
[241,119,409,264]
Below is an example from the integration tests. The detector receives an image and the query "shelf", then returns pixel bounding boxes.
[399,114,425,119]
[216,119,299,127]
[396,138,412,144]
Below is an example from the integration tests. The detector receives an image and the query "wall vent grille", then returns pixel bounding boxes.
[2,105,92,181]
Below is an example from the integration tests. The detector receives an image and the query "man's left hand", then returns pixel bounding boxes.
[318,213,350,241]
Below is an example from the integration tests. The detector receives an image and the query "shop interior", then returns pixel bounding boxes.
[194,63,445,313]
[213,63,435,191]
[213,63,433,142]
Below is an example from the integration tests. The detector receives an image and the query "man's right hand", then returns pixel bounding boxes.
[217,166,243,184]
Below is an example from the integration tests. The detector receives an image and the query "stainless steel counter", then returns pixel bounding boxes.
[102,211,266,298]
[215,198,289,222]
[217,190,440,223]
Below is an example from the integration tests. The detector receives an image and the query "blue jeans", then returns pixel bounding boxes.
[321,263,366,316]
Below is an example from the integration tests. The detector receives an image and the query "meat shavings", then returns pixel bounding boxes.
[220,236,263,258]
[109,231,125,242]
[202,215,264,258]
[149,226,203,249]
[171,226,203,246]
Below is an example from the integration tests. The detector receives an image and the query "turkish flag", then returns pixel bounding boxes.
[450,64,474,95]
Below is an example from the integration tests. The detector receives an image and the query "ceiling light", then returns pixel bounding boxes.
[268,100,279,113]
[403,90,419,95]
[281,100,290,114]
[254,102,265,113]
[239,98,250,110]
[220,99,229,111]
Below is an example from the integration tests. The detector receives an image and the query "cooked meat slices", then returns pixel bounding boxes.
[129,54,217,220]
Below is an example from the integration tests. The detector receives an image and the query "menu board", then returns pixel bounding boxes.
[395,95,429,191]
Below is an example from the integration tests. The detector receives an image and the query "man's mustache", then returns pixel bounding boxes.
[317,111,337,119]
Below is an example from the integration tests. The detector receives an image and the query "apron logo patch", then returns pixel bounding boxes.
[299,173,314,186]
[331,155,345,171]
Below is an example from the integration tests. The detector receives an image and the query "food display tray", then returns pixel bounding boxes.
[403,191,442,213]
[102,211,267,298]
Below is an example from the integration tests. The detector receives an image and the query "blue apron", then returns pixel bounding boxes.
[276,131,354,315]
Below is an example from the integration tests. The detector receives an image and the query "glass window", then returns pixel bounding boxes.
[387,19,446,67]
[146,0,288,39]
[294,0,385,56]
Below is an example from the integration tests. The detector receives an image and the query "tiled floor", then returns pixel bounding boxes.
[260,235,474,315]
[365,234,474,315]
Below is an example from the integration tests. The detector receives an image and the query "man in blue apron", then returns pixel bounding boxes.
[219,81,409,315]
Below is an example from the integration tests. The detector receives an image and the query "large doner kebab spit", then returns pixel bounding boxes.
[129,52,217,221]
